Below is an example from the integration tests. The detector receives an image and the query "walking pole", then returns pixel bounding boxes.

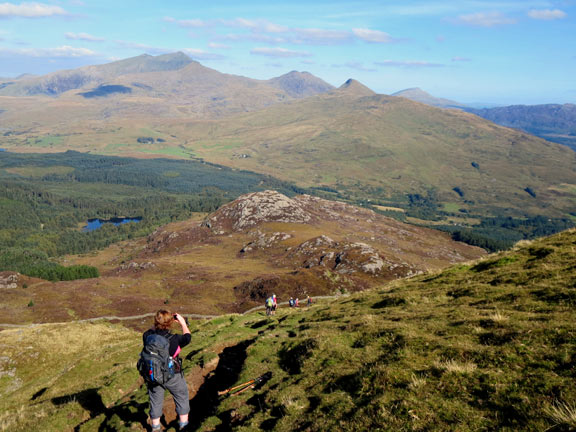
[217,372,272,397]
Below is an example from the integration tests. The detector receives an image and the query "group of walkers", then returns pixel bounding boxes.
[265,294,312,315]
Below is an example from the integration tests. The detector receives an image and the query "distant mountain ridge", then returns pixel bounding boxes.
[464,104,576,151]
[392,87,465,108]
[0,53,574,225]
[0,52,334,104]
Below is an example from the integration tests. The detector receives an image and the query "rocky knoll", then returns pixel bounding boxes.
[3,190,486,324]
[202,190,314,232]
[138,190,485,311]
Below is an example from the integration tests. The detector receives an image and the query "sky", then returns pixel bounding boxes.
[0,0,574,104]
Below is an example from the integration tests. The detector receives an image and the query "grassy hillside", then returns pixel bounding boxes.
[2,229,574,431]
[162,93,576,218]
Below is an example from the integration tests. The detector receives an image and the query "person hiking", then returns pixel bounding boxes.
[272,294,278,315]
[289,297,294,307]
[141,310,191,431]
[295,297,299,307]
[306,295,312,307]
[265,296,274,316]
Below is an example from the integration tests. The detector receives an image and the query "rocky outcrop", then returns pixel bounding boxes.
[0,272,19,289]
[203,190,314,233]
[240,230,292,253]
[116,261,156,273]
[289,236,414,277]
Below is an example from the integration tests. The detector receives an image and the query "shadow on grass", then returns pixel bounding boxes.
[52,388,148,431]
[188,339,255,431]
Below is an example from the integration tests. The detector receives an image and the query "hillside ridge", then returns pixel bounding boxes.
[1,228,574,430]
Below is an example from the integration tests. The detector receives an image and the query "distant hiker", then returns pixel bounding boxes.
[307,295,312,307]
[289,297,294,307]
[265,296,274,316]
[272,294,278,315]
[295,297,299,307]
[139,310,191,431]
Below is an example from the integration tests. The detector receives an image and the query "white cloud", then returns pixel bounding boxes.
[250,47,312,58]
[65,32,104,42]
[0,2,68,18]
[224,18,288,33]
[164,15,397,47]
[293,28,352,45]
[0,45,96,57]
[352,28,395,43]
[375,60,445,68]
[453,12,517,27]
[218,33,288,44]
[452,56,471,62]
[527,9,567,20]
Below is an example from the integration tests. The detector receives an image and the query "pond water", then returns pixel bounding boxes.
[83,217,142,231]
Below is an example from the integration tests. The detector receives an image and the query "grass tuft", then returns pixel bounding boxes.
[545,400,576,429]
[434,359,478,374]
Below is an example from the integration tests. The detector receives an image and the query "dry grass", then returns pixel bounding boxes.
[408,373,427,390]
[488,310,509,324]
[545,401,576,429]
[434,359,478,374]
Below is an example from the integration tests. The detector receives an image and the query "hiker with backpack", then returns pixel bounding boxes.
[265,296,274,316]
[138,310,191,431]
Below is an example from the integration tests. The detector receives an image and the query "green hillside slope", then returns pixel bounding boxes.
[164,92,576,221]
[2,229,574,431]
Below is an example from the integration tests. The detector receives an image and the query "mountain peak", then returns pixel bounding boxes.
[101,51,195,75]
[268,71,334,98]
[392,87,464,108]
[337,79,376,96]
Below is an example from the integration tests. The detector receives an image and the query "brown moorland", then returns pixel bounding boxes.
[1,191,484,326]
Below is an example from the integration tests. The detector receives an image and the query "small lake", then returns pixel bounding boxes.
[83,217,142,231]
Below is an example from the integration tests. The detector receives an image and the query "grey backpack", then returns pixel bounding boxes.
[137,332,175,385]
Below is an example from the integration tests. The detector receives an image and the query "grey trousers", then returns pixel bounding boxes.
[148,373,190,419]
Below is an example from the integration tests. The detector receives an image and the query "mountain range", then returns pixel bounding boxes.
[0,52,333,118]
[0,52,575,226]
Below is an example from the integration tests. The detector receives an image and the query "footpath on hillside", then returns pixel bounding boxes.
[0,295,344,329]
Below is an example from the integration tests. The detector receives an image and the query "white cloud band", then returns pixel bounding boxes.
[0,2,67,18]
[527,9,567,20]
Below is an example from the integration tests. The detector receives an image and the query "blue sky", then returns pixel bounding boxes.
[0,0,574,104]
